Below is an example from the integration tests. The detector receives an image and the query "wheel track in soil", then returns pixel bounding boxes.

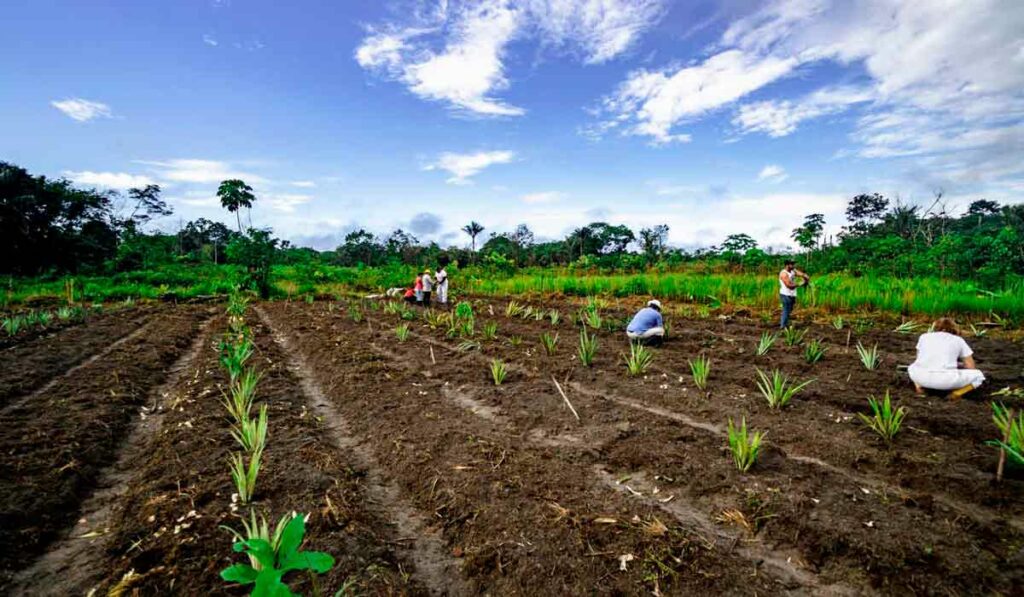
[372,316,1024,537]
[7,315,217,596]
[255,306,468,597]
[351,316,851,594]
[0,316,157,417]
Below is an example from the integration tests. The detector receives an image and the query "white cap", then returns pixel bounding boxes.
[647,299,662,310]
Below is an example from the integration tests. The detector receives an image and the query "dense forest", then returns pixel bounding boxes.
[2,161,1022,288]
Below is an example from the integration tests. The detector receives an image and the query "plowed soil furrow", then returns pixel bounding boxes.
[264,302,833,595]
[0,306,211,587]
[8,315,217,596]
[0,306,157,408]
[88,313,422,596]
[356,301,1023,594]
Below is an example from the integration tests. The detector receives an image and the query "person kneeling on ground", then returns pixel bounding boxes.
[908,317,985,401]
[626,300,665,345]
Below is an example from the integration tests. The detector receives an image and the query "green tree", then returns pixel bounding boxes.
[791,213,825,252]
[639,224,670,264]
[217,179,256,234]
[226,228,280,298]
[461,221,485,251]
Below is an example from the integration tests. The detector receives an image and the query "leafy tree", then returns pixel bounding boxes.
[791,214,825,252]
[844,193,889,236]
[462,221,485,251]
[721,233,758,254]
[639,224,670,263]
[124,184,172,232]
[335,229,382,266]
[217,179,256,234]
[226,228,280,298]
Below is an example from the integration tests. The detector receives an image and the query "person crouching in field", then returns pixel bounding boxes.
[626,300,665,345]
[779,259,811,329]
[908,318,985,400]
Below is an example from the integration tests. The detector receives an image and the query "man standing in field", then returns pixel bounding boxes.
[779,259,810,328]
[420,268,434,306]
[435,264,449,307]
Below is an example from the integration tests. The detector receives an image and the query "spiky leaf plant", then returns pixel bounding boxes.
[578,328,598,367]
[755,368,814,409]
[540,332,559,356]
[755,332,777,356]
[223,511,296,570]
[988,402,1024,466]
[893,320,920,334]
[781,326,807,347]
[229,450,261,505]
[490,359,508,385]
[832,316,845,330]
[727,417,764,472]
[395,324,410,342]
[804,339,827,364]
[856,342,881,370]
[221,513,334,594]
[505,301,524,318]
[623,342,654,376]
[348,306,363,323]
[857,391,906,445]
[223,368,263,424]
[230,404,269,454]
[482,322,498,340]
[689,355,711,390]
[548,309,560,325]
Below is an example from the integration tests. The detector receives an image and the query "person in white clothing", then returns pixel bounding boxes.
[420,269,434,307]
[779,259,810,328]
[908,318,985,400]
[435,265,449,307]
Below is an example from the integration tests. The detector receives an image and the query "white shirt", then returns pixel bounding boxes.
[436,269,448,288]
[911,332,972,371]
[779,269,797,297]
[422,274,434,292]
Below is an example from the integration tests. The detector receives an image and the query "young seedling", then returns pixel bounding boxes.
[221,514,334,595]
[230,404,269,454]
[578,328,598,367]
[755,368,814,409]
[781,326,807,347]
[623,342,654,376]
[482,322,498,340]
[969,323,987,337]
[229,450,261,505]
[804,338,827,364]
[348,306,363,323]
[508,335,523,347]
[223,511,295,570]
[220,338,255,383]
[56,306,73,321]
[755,332,777,356]
[663,320,672,339]
[383,301,402,316]
[490,359,508,385]
[548,309,560,325]
[505,301,523,318]
[223,368,263,424]
[395,324,410,342]
[456,340,481,352]
[533,309,546,321]
[988,402,1024,467]
[856,342,881,370]
[832,316,845,330]
[727,417,765,473]
[857,391,906,445]
[540,332,559,356]
[893,320,920,334]
[689,355,711,390]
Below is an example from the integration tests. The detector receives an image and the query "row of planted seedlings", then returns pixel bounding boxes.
[1,304,99,337]
[216,293,335,595]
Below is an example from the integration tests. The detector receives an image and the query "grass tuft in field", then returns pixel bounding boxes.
[856,342,881,370]
[858,391,906,445]
[756,367,814,409]
[689,354,711,390]
[727,417,764,472]
[623,342,654,376]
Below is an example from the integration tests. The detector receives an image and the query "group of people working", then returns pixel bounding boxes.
[623,259,986,401]
[398,266,449,307]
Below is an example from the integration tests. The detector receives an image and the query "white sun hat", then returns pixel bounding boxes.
[647,299,662,310]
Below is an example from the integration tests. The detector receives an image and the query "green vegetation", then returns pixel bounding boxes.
[858,391,907,445]
[578,328,598,367]
[539,332,558,356]
[804,339,827,363]
[988,403,1024,466]
[727,418,765,473]
[689,355,711,390]
[756,368,814,409]
[782,326,807,347]
[489,359,508,385]
[395,324,410,342]
[856,342,881,370]
[756,332,777,356]
[221,514,334,595]
[623,342,654,376]
[482,321,498,340]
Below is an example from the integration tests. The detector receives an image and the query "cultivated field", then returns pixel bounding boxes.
[1,296,1022,595]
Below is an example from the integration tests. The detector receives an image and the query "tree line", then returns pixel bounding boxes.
[2,161,1022,288]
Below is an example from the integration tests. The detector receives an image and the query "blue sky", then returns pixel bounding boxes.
[3,0,1023,250]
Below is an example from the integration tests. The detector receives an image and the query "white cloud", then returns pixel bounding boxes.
[263,193,312,213]
[291,180,316,188]
[594,50,797,143]
[203,34,219,46]
[51,98,112,122]
[135,159,266,184]
[64,170,155,190]
[734,86,872,137]
[520,191,565,204]
[527,0,667,64]
[757,164,788,183]
[424,150,515,184]
[355,0,666,116]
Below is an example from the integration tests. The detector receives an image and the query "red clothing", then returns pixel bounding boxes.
[403,288,414,299]
[414,276,423,291]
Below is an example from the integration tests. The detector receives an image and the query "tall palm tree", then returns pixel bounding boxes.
[462,221,485,251]
[217,179,256,234]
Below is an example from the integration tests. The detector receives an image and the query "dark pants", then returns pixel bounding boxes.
[421,291,431,307]
[780,294,796,328]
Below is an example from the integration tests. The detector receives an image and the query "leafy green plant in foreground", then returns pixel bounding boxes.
[623,342,654,376]
[395,323,410,342]
[756,368,814,409]
[727,417,764,472]
[490,359,508,385]
[804,338,827,363]
[348,305,363,323]
[858,391,906,445]
[540,332,558,356]
[221,513,334,595]
[755,332,777,356]
[781,326,807,347]
[856,342,881,370]
[482,321,498,340]
[689,354,711,390]
[578,328,598,367]
[988,402,1024,466]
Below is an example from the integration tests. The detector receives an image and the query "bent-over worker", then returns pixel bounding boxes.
[626,300,665,345]
[908,317,985,400]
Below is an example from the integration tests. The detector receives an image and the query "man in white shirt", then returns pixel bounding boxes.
[779,259,810,328]
[420,269,433,307]
[435,265,449,307]
[908,318,985,400]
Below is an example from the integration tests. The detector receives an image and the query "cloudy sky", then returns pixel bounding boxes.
[4,0,1023,250]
